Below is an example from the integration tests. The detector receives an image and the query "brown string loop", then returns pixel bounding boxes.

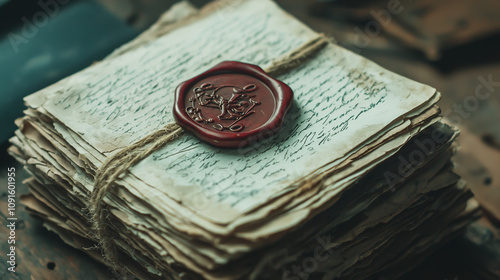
[89,35,328,268]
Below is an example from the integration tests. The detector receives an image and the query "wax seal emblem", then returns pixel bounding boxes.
[173,61,293,148]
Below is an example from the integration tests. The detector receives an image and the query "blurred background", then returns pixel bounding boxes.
[1,0,499,279]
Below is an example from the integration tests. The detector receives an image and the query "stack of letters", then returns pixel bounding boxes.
[9,0,479,279]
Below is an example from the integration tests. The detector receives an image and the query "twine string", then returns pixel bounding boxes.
[89,35,328,268]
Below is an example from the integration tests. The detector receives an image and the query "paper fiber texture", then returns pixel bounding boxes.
[26,0,436,224]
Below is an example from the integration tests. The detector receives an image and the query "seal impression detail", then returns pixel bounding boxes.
[173,61,293,148]
[186,82,261,132]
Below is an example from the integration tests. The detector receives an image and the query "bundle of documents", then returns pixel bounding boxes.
[9,0,480,279]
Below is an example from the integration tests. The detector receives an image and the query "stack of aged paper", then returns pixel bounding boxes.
[9,0,480,279]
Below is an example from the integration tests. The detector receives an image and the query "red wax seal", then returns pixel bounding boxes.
[173,61,293,148]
